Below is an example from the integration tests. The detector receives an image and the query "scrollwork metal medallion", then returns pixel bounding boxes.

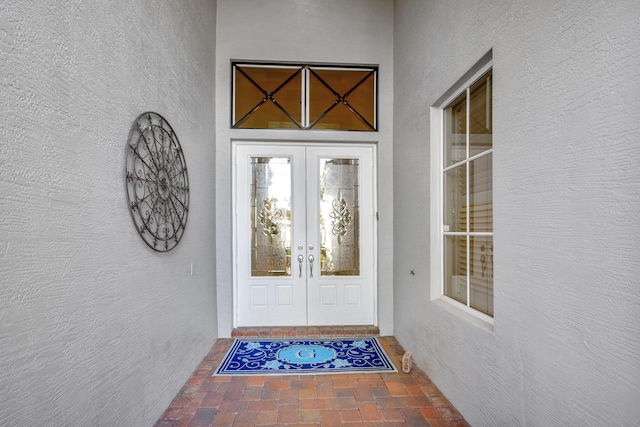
[329,190,352,244]
[125,112,189,252]
[258,197,283,243]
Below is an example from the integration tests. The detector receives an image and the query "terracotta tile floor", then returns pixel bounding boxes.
[155,327,469,427]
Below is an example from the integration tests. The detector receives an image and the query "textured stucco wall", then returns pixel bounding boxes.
[393,0,640,426]
[0,1,217,425]
[215,0,394,337]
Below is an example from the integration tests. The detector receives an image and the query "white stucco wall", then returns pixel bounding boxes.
[215,0,394,336]
[393,0,640,426]
[0,1,217,425]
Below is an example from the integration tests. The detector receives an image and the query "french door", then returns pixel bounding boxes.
[234,144,376,327]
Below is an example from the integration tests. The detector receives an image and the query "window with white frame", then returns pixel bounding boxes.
[436,64,493,319]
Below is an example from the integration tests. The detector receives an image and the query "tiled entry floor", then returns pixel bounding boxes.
[155,327,469,426]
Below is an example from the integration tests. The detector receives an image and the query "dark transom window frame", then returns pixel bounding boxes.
[231,61,379,131]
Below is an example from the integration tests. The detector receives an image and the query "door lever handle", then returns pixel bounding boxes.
[308,254,315,278]
[297,254,304,278]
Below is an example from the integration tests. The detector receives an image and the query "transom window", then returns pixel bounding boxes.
[439,66,493,319]
[232,62,377,131]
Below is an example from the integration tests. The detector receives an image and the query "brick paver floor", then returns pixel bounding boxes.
[155,327,469,426]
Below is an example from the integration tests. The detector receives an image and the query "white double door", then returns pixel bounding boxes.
[235,143,376,327]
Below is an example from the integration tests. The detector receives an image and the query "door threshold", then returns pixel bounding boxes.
[232,325,380,338]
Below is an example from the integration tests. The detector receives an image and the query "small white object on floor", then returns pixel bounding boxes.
[402,351,413,373]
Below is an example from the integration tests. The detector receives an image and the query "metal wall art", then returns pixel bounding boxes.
[125,112,189,252]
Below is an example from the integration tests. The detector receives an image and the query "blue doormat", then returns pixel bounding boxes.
[214,337,397,375]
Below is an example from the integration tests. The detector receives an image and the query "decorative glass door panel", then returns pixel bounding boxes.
[251,157,292,276]
[235,144,375,327]
[319,159,360,276]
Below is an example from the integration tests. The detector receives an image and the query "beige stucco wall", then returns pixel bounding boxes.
[393,0,640,425]
[0,1,218,425]
[215,0,395,336]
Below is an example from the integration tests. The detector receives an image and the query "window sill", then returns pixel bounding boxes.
[433,296,494,334]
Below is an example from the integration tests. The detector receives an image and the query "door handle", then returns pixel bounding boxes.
[297,254,304,278]
[308,254,315,278]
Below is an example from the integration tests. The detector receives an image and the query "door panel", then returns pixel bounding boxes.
[236,146,307,327]
[305,146,374,325]
[235,144,375,327]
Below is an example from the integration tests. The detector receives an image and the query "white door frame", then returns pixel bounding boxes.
[232,140,378,328]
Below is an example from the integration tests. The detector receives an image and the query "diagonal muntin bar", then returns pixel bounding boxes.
[308,69,375,130]
[234,66,304,128]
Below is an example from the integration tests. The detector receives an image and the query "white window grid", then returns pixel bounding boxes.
[431,57,493,325]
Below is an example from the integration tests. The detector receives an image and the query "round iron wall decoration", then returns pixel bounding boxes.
[125,112,189,252]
